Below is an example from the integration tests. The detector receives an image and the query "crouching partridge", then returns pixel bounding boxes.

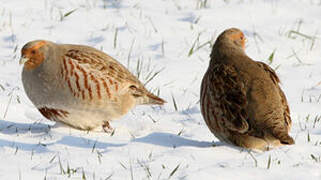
[20,40,165,131]
[200,28,294,150]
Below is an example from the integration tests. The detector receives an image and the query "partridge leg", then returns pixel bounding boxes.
[102,121,114,133]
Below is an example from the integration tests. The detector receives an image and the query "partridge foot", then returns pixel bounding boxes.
[102,121,114,133]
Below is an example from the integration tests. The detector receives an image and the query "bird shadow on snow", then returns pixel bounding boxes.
[0,120,126,152]
[0,138,49,153]
[0,120,51,135]
[100,0,129,9]
[133,132,213,148]
[56,135,126,150]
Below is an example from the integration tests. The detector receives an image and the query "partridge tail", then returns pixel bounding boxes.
[279,134,295,145]
[268,127,295,145]
[144,93,166,105]
[230,134,270,151]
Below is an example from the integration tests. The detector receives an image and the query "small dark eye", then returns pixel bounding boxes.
[240,36,244,40]
[129,85,137,90]
[31,50,36,54]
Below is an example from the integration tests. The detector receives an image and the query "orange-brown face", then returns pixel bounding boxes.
[20,41,47,70]
[227,30,247,49]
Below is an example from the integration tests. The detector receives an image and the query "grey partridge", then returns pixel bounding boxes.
[20,40,165,131]
[200,28,294,150]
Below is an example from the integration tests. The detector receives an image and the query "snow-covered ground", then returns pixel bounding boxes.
[0,0,321,179]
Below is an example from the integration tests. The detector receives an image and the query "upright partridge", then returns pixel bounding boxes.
[20,40,165,131]
[200,28,294,150]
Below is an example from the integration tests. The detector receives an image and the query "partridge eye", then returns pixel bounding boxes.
[129,85,137,90]
[31,50,36,54]
[240,36,244,40]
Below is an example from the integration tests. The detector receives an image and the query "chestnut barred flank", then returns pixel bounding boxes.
[38,107,69,120]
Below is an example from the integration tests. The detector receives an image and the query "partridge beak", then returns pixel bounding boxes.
[242,37,248,49]
[19,56,29,65]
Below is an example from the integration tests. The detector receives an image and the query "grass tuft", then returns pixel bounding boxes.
[91,140,97,153]
[82,168,86,180]
[177,128,184,136]
[267,49,276,64]
[196,0,209,9]
[171,94,178,111]
[247,150,258,167]
[168,164,180,179]
[105,173,113,180]
[60,9,77,21]
[267,155,271,169]
[3,90,14,120]
[119,161,127,170]
[311,154,321,163]
[58,157,65,175]
[188,32,213,57]
[114,28,118,49]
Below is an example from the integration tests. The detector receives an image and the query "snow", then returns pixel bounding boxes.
[0,0,321,179]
